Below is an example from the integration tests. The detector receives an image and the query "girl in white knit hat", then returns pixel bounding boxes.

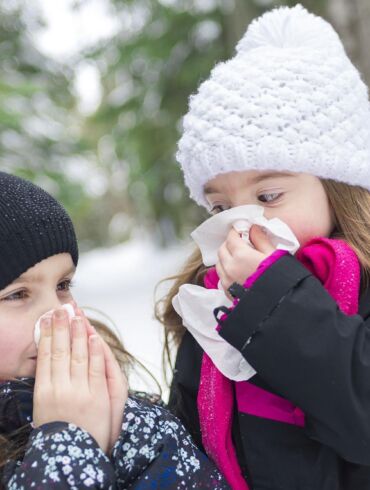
[158,4,370,490]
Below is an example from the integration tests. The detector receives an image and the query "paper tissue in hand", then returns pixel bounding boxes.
[172,205,300,381]
[34,303,75,347]
[191,204,300,266]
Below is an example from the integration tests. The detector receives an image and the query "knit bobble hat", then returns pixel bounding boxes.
[0,172,79,290]
[177,4,370,208]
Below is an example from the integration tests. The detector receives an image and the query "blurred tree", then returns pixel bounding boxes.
[2,0,369,249]
[0,0,95,248]
[80,0,333,246]
[80,0,229,245]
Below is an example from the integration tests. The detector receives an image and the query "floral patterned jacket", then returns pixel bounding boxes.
[0,379,229,489]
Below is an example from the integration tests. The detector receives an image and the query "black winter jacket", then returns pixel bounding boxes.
[168,254,370,490]
[0,378,229,489]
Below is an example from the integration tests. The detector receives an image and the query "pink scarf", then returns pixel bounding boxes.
[197,238,360,489]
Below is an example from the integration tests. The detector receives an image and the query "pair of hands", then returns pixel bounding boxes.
[32,302,128,455]
[216,225,276,291]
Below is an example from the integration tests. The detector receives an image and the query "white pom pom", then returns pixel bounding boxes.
[237,4,343,55]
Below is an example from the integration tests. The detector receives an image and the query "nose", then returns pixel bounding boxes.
[36,294,69,325]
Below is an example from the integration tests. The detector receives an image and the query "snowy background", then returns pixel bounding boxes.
[72,240,191,399]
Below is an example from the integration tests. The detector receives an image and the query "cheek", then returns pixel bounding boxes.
[0,317,34,378]
[278,203,334,246]
[0,330,21,372]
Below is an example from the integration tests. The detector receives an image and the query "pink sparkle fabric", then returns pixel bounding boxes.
[296,237,360,316]
[197,239,360,489]
[198,268,248,488]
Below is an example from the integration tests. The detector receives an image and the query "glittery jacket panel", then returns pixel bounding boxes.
[168,254,370,490]
[0,379,230,490]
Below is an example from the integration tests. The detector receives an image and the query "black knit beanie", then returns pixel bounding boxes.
[0,172,79,290]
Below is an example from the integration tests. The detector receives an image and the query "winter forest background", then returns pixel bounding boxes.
[1,0,370,396]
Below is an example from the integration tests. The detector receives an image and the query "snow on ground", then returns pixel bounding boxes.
[72,239,192,400]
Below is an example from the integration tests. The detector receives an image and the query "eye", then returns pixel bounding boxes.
[258,192,282,203]
[210,204,229,215]
[1,290,28,302]
[57,279,75,293]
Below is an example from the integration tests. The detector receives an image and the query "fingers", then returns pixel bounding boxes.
[70,317,89,382]
[224,228,248,254]
[51,309,71,385]
[217,226,275,290]
[218,241,233,263]
[217,235,243,287]
[103,341,120,388]
[102,340,128,403]
[249,225,275,254]
[215,260,228,287]
[75,306,96,337]
[104,342,127,443]
[35,317,52,386]
[225,226,275,256]
[72,304,126,402]
[88,335,108,394]
[70,299,78,310]
[100,335,127,454]
[79,307,127,400]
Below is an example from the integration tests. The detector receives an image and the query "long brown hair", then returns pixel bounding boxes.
[321,180,370,285]
[155,179,370,383]
[0,316,156,479]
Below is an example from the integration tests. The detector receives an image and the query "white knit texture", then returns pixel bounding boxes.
[177,4,370,208]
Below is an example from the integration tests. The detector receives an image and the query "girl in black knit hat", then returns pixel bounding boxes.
[0,172,229,490]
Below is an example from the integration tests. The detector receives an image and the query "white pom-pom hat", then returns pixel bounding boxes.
[177,4,370,208]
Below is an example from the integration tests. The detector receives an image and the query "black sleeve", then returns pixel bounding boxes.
[2,422,116,489]
[218,254,370,465]
[167,331,204,450]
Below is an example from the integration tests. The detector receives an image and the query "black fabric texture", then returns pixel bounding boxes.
[0,172,78,290]
[168,257,370,489]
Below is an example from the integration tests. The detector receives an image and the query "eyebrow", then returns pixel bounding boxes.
[204,172,295,194]
[13,265,77,285]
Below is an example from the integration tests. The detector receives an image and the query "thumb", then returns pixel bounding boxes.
[249,225,275,255]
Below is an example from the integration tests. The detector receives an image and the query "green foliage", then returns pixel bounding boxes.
[0,0,98,248]
[79,0,332,245]
[1,0,337,249]
[81,0,230,244]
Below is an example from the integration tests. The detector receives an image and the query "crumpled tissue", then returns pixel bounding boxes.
[192,204,299,266]
[172,205,300,381]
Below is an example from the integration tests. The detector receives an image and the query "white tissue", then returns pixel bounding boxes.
[191,204,300,266]
[173,285,256,381]
[172,205,300,381]
[34,303,75,347]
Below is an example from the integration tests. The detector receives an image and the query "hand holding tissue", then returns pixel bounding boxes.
[191,205,299,266]
[34,303,75,347]
[172,205,300,381]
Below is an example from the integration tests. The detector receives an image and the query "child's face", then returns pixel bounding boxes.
[0,253,76,381]
[204,170,335,246]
